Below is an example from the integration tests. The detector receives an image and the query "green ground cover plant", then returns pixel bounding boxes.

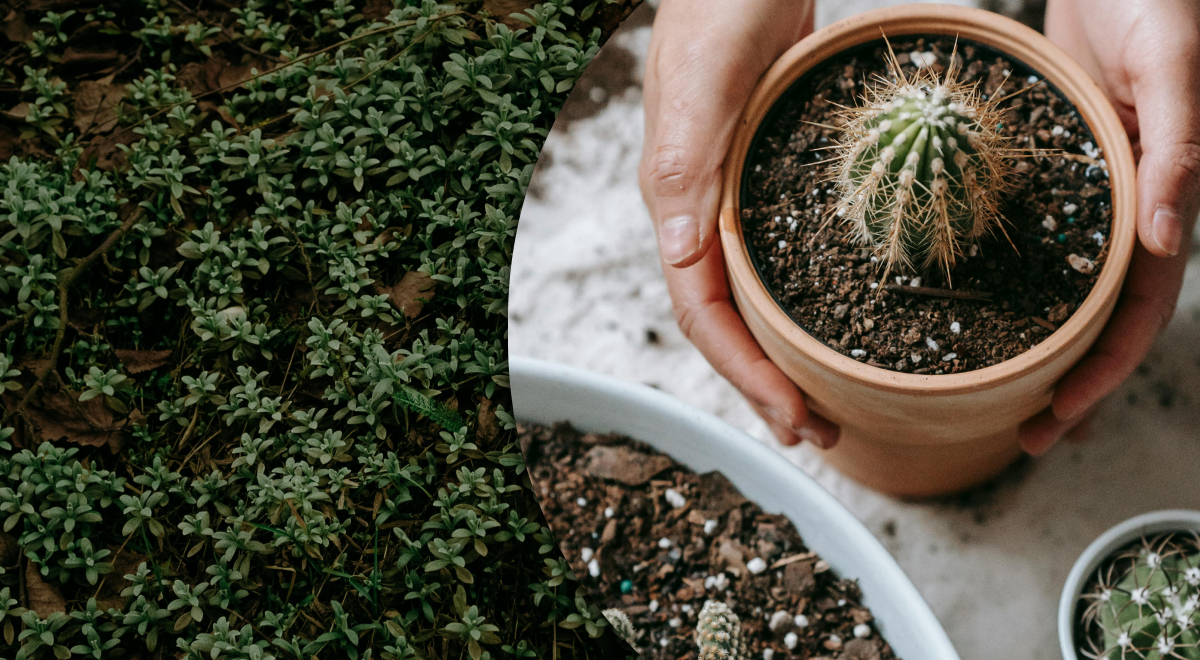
[0,0,638,657]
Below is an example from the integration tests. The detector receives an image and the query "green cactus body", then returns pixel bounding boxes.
[834,51,1011,276]
[696,600,747,660]
[1087,541,1200,659]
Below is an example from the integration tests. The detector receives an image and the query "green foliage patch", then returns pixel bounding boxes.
[0,0,637,658]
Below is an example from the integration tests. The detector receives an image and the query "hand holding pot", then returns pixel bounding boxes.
[1021,0,1200,454]
[638,0,839,449]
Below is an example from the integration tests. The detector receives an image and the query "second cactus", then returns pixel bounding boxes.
[697,600,749,660]
[1082,536,1200,659]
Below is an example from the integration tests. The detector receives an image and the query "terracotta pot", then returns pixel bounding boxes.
[719,5,1137,497]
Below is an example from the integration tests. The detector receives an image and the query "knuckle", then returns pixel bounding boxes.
[1167,140,1200,188]
[644,143,699,197]
[672,300,699,339]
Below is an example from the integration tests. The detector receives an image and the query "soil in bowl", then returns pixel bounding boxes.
[521,422,900,660]
[741,36,1113,374]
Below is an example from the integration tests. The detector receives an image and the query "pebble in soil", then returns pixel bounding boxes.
[521,422,898,660]
[741,37,1113,374]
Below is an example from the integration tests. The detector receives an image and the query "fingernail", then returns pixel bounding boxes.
[797,426,829,449]
[1052,394,1088,423]
[1152,205,1183,256]
[658,215,700,265]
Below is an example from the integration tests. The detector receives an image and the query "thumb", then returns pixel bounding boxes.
[640,50,751,268]
[1128,19,1200,257]
[639,1,809,268]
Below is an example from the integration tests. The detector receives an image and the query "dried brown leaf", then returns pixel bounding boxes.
[363,0,392,20]
[482,0,540,29]
[25,561,66,619]
[2,10,32,44]
[114,349,173,374]
[176,61,213,97]
[21,383,125,453]
[60,47,119,72]
[383,271,436,319]
[73,75,124,134]
[0,533,17,566]
[476,398,500,442]
[95,548,148,611]
[217,59,267,90]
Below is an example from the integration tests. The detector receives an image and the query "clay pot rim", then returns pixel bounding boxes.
[719,5,1137,396]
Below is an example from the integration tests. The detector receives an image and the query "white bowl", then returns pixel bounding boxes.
[510,357,960,660]
[1057,509,1200,660]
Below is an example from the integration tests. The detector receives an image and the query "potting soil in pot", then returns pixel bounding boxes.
[741,36,1112,374]
[521,422,899,660]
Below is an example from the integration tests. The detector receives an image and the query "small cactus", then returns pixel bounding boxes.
[602,608,638,651]
[696,600,748,660]
[833,44,1014,277]
[1080,534,1200,659]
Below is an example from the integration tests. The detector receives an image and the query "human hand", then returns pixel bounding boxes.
[638,0,839,448]
[1020,0,1200,454]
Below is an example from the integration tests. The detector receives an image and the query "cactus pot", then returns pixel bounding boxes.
[510,357,961,660]
[1057,510,1200,660]
[718,5,1137,497]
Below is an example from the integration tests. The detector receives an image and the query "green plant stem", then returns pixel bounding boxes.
[5,207,144,424]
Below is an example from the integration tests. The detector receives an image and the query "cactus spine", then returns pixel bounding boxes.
[602,608,638,651]
[696,600,748,660]
[1081,534,1200,659]
[833,45,1013,277]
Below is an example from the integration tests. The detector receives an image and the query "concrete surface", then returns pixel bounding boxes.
[510,3,1200,659]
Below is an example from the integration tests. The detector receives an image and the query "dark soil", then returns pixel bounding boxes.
[521,422,899,660]
[741,37,1113,374]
